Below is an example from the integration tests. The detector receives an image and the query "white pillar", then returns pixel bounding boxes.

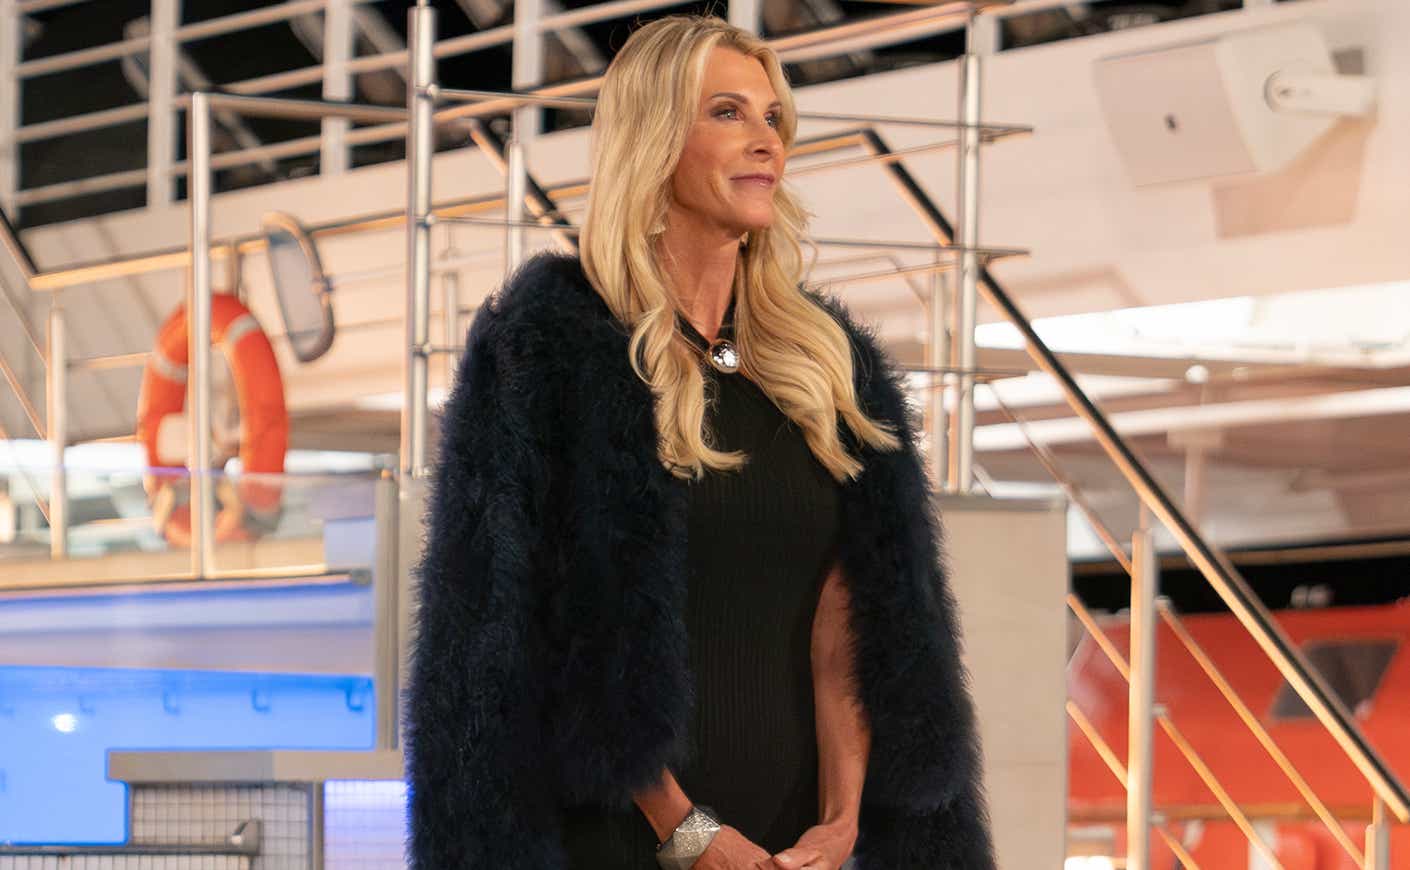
[188,91,215,577]
[1127,515,1159,870]
[0,0,22,218]
[46,306,67,559]
[403,4,436,480]
[147,0,179,208]
[321,0,354,176]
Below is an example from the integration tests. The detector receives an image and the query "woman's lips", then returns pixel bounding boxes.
[732,174,776,188]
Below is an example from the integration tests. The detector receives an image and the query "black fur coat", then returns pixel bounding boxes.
[405,250,995,868]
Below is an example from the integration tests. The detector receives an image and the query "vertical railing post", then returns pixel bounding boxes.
[403,3,435,481]
[46,306,67,559]
[728,0,762,35]
[947,14,984,493]
[0,0,19,219]
[188,91,215,578]
[147,0,179,208]
[321,0,354,177]
[506,0,541,271]
[1127,511,1159,870]
[1367,798,1390,870]
[926,260,950,484]
[372,470,401,750]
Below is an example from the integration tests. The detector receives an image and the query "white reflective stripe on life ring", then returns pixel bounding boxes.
[222,312,262,348]
[150,349,187,383]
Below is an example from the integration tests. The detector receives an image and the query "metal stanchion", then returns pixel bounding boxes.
[403,3,436,481]
[46,307,67,559]
[926,260,950,483]
[504,125,527,271]
[188,90,216,578]
[1367,798,1390,870]
[372,471,401,751]
[1127,512,1158,870]
[948,21,982,493]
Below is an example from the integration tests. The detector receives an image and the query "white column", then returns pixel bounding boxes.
[403,4,436,480]
[728,0,762,35]
[948,19,983,493]
[46,306,66,559]
[0,0,22,218]
[147,0,179,208]
[926,262,950,485]
[1367,798,1390,870]
[1127,515,1159,870]
[188,91,215,578]
[321,0,354,176]
[507,0,542,271]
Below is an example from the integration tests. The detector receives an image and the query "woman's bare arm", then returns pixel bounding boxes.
[813,559,870,835]
[633,768,695,841]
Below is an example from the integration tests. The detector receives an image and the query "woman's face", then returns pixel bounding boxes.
[668,46,785,240]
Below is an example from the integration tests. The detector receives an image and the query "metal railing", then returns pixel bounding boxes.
[0,0,1010,216]
[995,372,1402,867]
[1,3,1403,866]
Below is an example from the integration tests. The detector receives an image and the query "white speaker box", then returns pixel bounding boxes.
[1093,22,1341,186]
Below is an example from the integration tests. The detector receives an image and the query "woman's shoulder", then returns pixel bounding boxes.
[465,250,617,361]
[799,284,892,391]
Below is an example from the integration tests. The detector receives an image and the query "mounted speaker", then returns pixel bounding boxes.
[1092,22,1363,187]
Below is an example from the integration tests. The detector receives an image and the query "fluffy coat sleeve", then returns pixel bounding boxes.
[814,291,997,869]
[403,295,567,868]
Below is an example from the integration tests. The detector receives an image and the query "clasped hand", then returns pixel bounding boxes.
[694,820,857,870]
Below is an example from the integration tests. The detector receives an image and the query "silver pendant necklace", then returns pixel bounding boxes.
[678,297,739,375]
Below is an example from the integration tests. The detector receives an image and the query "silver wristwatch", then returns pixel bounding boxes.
[655,804,721,870]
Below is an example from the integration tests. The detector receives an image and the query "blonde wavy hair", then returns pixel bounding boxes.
[578,14,902,482]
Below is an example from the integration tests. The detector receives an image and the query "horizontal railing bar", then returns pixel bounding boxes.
[1070,803,1389,823]
[798,109,1032,134]
[0,570,365,602]
[16,0,95,13]
[223,27,514,97]
[431,215,579,233]
[789,138,965,176]
[0,845,254,857]
[179,92,408,123]
[15,34,151,78]
[771,2,982,63]
[174,0,342,44]
[0,563,342,595]
[69,351,150,371]
[429,85,595,109]
[814,251,1026,287]
[537,0,682,31]
[809,237,958,251]
[12,102,150,143]
[14,167,147,206]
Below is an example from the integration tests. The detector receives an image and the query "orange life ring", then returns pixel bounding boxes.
[135,294,289,546]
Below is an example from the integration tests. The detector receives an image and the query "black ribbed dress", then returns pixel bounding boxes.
[560,297,843,867]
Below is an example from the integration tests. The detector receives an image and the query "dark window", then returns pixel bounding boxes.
[1270,640,1398,721]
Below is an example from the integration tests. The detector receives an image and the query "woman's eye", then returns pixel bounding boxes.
[765,114,780,128]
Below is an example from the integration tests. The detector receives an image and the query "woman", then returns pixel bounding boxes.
[406,14,994,870]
